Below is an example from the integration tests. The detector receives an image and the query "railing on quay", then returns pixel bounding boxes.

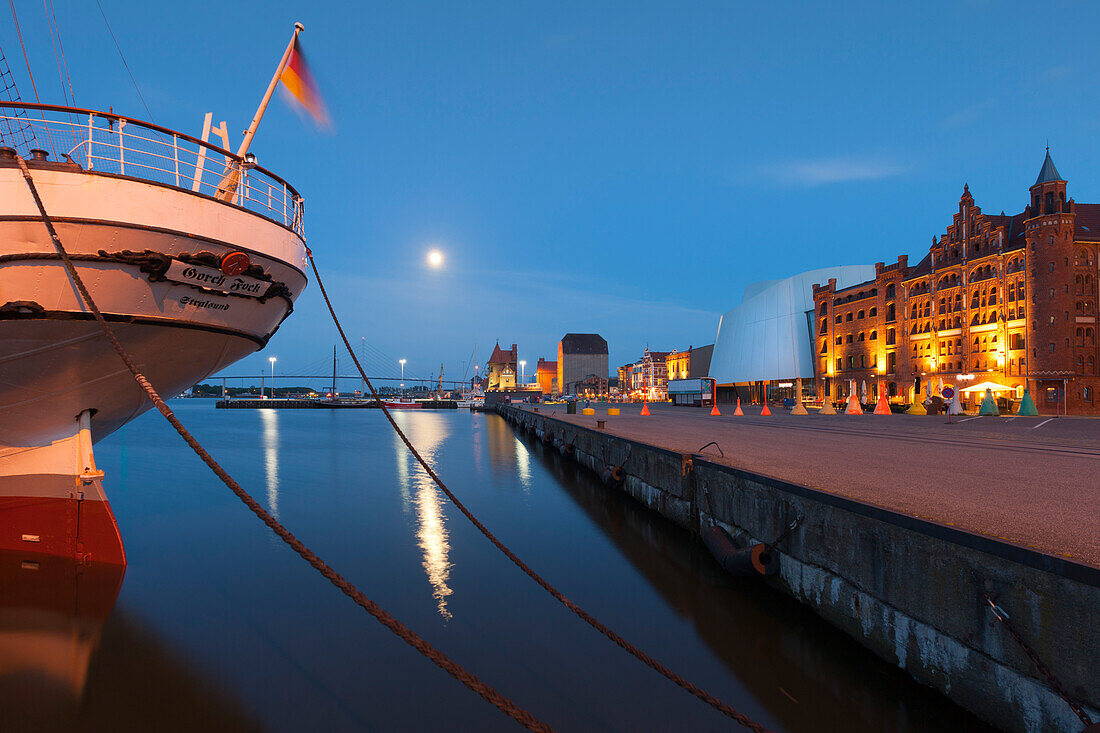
[0,102,304,238]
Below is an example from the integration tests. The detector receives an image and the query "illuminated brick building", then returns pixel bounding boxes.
[813,151,1100,414]
[535,358,557,394]
[625,348,669,401]
[664,344,714,381]
[486,342,517,391]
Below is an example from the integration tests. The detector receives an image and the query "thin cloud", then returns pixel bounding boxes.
[768,156,908,187]
[545,28,589,47]
[270,267,719,379]
[940,99,997,129]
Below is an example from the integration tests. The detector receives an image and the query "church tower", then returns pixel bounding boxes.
[1025,148,1076,376]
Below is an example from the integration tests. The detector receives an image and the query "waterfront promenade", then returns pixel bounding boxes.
[519,403,1100,568]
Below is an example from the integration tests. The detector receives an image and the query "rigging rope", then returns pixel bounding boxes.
[7,0,55,153]
[0,45,37,149]
[7,0,42,105]
[41,0,78,152]
[13,155,552,733]
[14,145,772,731]
[307,251,774,733]
[94,0,154,122]
[42,0,70,106]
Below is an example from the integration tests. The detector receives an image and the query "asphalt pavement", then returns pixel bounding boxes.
[520,402,1100,568]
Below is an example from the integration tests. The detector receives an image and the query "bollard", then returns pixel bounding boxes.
[599,464,623,487]
[702,526,779,577]
[597,419,606,429]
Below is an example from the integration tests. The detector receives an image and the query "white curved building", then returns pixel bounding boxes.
[710,266,876,396]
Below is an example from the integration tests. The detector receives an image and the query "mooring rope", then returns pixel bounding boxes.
[307,251,773,733]
[14,156,552,733]
[984,595,1094,728]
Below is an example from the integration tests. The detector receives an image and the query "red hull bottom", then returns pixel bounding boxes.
[0,477,125,567]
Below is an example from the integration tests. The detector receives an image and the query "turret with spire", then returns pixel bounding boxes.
[1030,147,1070,216]
[1024,147,1076,374]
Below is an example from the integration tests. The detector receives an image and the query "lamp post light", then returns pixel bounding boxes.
[519,360,526,386]
[399,359,406,397]
[269,356,276,399]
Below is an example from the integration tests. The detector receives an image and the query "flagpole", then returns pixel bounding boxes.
[237,22,304,158]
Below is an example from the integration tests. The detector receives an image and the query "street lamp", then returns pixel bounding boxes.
[269,356,276,399]
[519,360,526,386]
[399,359,406,397]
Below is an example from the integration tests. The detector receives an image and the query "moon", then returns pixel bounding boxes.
[427,250,443,268]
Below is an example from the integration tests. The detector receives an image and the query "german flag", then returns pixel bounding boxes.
[280,38,328,126]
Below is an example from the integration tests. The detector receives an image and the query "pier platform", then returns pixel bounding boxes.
[502,403,1099,733]
[527,402,1100,566]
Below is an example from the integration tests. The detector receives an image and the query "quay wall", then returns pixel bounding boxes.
[214,399,460,409]
[216,399,320,409]
[498,405,1100,733]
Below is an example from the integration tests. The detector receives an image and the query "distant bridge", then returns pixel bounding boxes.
[203,374,480,390]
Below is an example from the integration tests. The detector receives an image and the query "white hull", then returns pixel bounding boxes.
[0,149,307,563]
[0,162,307,457]
[0,320,257,448]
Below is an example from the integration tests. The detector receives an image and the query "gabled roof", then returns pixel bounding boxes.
[488,343,516,364]
[1035,149,1063,185]
[903,252,933,280]
[1075,204,1100,242]
[560,333,608,355]
[981,211,1028,249]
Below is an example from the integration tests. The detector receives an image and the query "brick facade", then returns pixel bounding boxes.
[813,151,1100,414]
[535,358,557,394]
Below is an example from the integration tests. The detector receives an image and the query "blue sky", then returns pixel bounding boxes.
[6,1,1100,384]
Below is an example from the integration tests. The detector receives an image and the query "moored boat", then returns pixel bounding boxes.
[383,399,422,409]
[0,102,308,563]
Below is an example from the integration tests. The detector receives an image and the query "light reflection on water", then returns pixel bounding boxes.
[0,403,999,732]
[393,411,453,621]
[514,436,532,492]
[260,409,280,519]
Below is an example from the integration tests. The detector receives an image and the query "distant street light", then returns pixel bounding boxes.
[519,360,526,385]
[399,358,407,397]
[269,356,277,399]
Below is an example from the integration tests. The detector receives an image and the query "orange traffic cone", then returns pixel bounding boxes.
[733,397,743,416]
[710,402,721,416]
[760,402,772,416]
[640,402,650,416]
[874,390,891,415]
[844,394,862,415]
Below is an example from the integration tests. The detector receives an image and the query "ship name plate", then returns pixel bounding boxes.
[165,260,266,297]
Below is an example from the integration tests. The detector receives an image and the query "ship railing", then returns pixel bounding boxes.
[0,102,305,238]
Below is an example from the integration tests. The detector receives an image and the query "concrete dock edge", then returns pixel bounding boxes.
[500,405,1099,733]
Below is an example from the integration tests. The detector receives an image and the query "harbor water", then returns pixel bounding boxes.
[3,402,994,732]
